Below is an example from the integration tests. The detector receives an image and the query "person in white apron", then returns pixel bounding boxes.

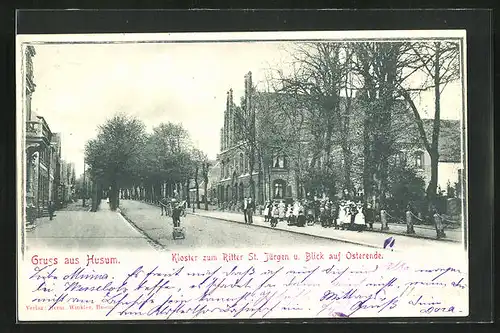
[292,200,301,222]
[286,204,293,225]
[354,203,366,232]
[337,201,346,229]
[271,203,280,227]
[278,200,286,221]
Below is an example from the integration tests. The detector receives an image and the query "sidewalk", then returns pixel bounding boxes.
[189,209,464,248]
[25,204,155,251]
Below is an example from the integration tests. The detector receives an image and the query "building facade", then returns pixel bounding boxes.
[216,72,300,207]
[215,71,463,208]
[24,45,66,222]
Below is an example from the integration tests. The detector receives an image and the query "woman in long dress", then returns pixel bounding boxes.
[263,200,271,222]
[292,200,300,224]
[278,200,286,221]
[337,202,346,229]
[353,203,366,232]
[286,204,293,225]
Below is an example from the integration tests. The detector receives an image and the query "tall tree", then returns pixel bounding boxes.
[269,42,351,197]
[201,160,211,210]
[190,148,207,209]
[353,42,412,209]
[84,113,147,210]
[398,41,460,212]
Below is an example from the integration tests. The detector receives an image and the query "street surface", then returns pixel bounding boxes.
[25,201,154,251]
[24,200,464,256]
[119,200,370,251]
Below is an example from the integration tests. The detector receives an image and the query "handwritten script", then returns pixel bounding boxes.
[21,250,468,320]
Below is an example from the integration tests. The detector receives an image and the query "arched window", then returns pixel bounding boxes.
[225,185,230,202]
[414,151,424,169]
[273,155,286,168]
[239,183,244,200]
[399,151,406,166]
[273,179,286,199]
[239,153,244,174]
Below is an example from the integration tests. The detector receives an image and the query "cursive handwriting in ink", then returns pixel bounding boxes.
[26,258,467,319]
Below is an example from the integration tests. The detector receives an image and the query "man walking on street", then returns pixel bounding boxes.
[48,201,55,221]
[243,197,248,223]
[246,197,255,224]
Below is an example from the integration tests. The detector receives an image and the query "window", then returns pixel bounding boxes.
[273,155,285,168]
[396,151,406,166]
[273,179,286,199]
[414,151,424,169]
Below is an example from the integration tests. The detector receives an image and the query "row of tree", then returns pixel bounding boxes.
[84,118,210,211]
[235,41,460,215]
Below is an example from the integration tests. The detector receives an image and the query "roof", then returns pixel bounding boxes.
[422,118,461,162]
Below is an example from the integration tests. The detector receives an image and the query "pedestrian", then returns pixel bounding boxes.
[349,202,357,230]
[354,202,366,232]
[264,200,272,222]
[271,202,279,227]
[292,199,300,224]
[48,201,55,221]
[364,203,375,230]
[286,204,293,225]
[171,199,181,228]
[242,197,248,223]
[278,200,286,221]
[246,197,255,224]
[160,196,169,216]
[331,200,339,229]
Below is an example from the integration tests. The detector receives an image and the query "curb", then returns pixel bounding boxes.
[189,212,385,250]
[367,227,459,243]
[123,201,459,244]
[118,209,167,251]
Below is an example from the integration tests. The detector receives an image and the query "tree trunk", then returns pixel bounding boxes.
[363,115,373,204]
[203,168,208,210]
[342,145,352,192]
[257,151,264,205]
[110,178,119,211]
[195,166,200,209]
[427,42,442,215]
[268,163,272,201]
[185,178,190,208]
[248,149,256,200]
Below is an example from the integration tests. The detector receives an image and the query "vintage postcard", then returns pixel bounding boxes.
[16,30,468,321]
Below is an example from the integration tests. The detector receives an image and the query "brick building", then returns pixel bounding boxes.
[215,71,463,208]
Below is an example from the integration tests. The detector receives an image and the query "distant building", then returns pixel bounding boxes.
[188,160,219,205]
[60,160,76,204]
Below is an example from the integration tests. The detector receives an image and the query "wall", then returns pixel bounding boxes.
[437,162,462,194]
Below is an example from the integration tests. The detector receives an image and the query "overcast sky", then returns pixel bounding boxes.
[30,41,463,176]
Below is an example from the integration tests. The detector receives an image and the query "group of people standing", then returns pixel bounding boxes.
[262,197,376,231]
